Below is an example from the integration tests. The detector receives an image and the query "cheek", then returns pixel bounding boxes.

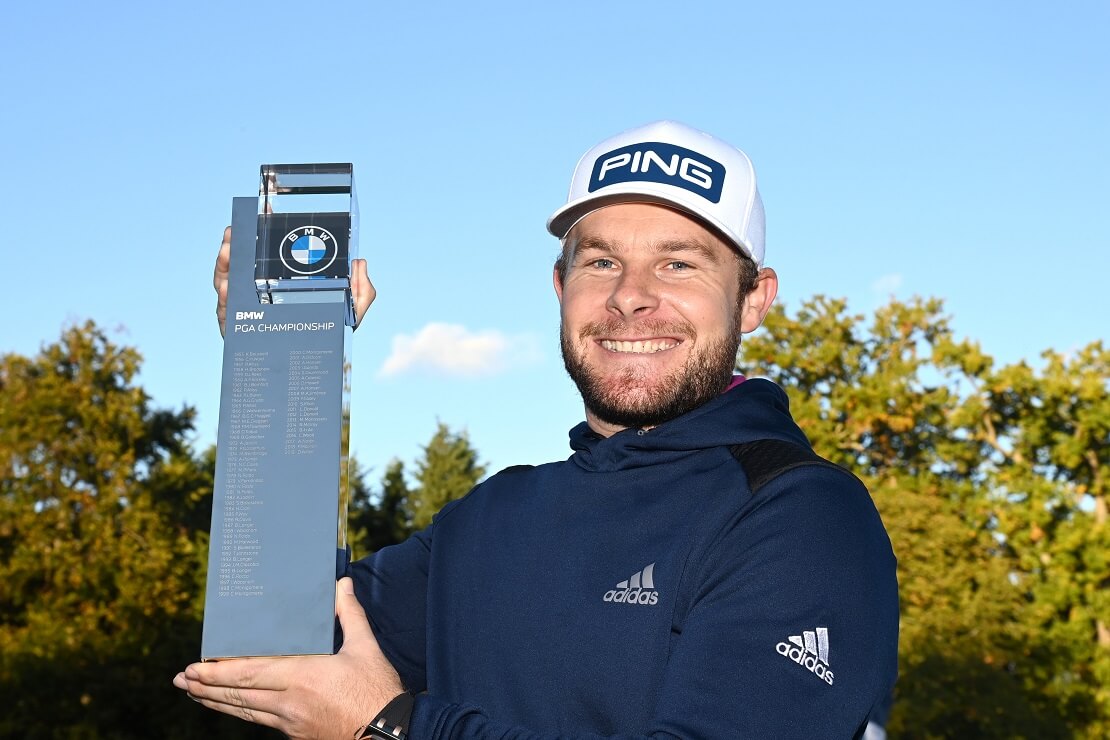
[559,283,602,320]
[666,285,737,330]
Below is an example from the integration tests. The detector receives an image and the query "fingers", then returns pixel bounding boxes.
[175,671,284,728]
[350,258,375,328]
[215,226,231,338]
[335,577,373,643]
[191,697,283,729]
[334,580,402,699]
[181,657,287,691]
[217,231,372,334]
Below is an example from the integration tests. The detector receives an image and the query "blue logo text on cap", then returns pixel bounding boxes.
[587,141,726,204]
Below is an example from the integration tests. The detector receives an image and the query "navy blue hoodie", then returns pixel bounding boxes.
[352,379,898,738]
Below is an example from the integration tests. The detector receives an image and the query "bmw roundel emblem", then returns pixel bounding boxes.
[279,225,339,275]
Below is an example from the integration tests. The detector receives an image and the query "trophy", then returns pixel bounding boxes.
[201,164,357,659]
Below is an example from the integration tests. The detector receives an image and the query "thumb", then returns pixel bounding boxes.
[336,576,373,645]
[351,259,376,328]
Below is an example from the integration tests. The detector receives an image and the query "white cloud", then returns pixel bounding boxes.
[871,273,904,295]
[378,322,541,378]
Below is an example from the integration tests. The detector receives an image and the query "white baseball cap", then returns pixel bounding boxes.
[547,120,765,265]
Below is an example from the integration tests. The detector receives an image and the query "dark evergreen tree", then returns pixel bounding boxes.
[407,423,486,532]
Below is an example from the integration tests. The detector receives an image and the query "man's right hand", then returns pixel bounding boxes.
[214,226,376,337]
[174,577,405,739]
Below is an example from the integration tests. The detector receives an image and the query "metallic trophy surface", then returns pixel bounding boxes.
[201,164,357,659]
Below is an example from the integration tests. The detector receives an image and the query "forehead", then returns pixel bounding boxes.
[566,203,733,258]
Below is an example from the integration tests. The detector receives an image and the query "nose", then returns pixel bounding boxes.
[607,264,660,319]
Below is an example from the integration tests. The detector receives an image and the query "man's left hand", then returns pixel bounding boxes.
[173,577,404,739]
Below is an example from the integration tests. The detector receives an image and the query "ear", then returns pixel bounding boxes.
[740,267,778,333]
[553,265,564,303]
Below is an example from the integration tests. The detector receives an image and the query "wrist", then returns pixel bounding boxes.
[354,691,414,740]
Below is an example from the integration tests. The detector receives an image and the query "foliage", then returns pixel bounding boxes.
[348,458,410,557]
[349,424,486,557]
[0,324,485,738]
[407,423,486,532]
[0,322,273,738]
[741,297,1110,738]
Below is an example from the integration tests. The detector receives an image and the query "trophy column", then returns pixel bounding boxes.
[202,164,357,659]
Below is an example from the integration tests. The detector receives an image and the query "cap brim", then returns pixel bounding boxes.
[547,191,757,263]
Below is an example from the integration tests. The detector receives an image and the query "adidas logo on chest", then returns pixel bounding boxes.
[603,563,659,606]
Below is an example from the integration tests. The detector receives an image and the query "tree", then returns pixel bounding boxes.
[0,322,270,739]
[0,324,484,737]
[740,297,1109,737]
[348,457,410,557]
[407,423,486,531]
[348,424,484,558]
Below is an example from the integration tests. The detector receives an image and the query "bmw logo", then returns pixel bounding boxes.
[279,225,339,275]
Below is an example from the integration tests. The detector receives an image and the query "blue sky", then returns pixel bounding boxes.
[2,1,1107,483]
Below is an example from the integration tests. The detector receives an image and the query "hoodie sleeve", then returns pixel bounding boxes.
[349,526,434,693]
[403,464,898,739]
[647,462,899,737]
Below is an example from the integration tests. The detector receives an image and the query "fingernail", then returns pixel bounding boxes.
[173,673,186,689]
[340,577,354,595]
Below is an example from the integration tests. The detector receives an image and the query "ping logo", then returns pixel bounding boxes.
[235,311,265,320]
[588,142,725,203]
[279,225,339,276]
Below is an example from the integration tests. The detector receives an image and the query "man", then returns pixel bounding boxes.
[176,121,898,739]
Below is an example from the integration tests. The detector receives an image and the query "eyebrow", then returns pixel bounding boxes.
[655,239,722,264]
[569,236,722,265]
[569,236,617,261]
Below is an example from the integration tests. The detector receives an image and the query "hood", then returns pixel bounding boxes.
[568,378,810,472]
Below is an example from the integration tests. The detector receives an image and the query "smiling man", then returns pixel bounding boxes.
[177,121,898,739]
[555,203,771,434]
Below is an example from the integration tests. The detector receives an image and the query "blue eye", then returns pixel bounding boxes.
[669,261,690,270]
[592,258,615,269]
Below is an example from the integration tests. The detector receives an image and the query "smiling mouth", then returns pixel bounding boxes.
[599,339,680,354]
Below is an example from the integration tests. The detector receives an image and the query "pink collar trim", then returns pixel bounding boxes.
[725,374,746,392]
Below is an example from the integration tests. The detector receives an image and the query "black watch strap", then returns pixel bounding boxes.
[356,692,415,740]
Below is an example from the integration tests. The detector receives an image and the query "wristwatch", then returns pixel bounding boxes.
[355,692,415,740]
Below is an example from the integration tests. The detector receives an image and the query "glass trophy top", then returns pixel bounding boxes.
[254,163,359,326]
[259,163,356,215]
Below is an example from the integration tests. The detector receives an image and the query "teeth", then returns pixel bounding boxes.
[600,339,677,354]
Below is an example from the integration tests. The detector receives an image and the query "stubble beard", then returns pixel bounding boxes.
[560,312,742,430]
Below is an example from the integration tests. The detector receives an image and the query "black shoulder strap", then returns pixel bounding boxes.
[728,439,846,494]
[496,464,535,476]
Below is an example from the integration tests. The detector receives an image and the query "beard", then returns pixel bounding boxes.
[560,311,742,430]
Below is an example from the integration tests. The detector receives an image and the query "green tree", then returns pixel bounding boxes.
[0,322,269,739]
[348,424,483,557]
[407,423,486,532]
[740,297,1109,738]
[348,457,410,557]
